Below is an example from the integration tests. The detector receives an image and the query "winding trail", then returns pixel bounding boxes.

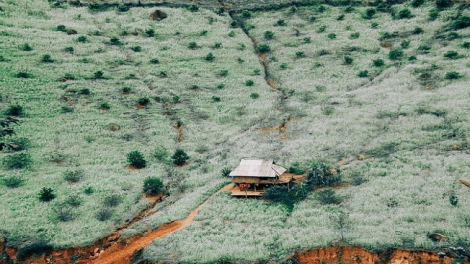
[90,183,233,264]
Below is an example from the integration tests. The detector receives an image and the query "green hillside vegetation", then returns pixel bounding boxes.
[0,0,469,263]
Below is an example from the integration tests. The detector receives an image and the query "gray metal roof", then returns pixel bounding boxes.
[229,159,286,178]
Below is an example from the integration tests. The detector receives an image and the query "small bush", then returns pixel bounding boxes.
[288,162,306,175]
[436,0,452,9]
[400,40,410,49]
[363,8,376,19]
[228,31,235,37]
[145,28,155,37]
[221,168,231,177]
[388,49,404,60]
[295,51,305,58]
[327,33,336,39]
[245,80,254,86]
[412,27,424,34]
[218,69,229,77]
[372,59,384,67]
[445,71,461,80]
[358,70,369,78]
[257,44,271,53]
[117,4,129,12]
[66,194,82,207]
[56,25,67,31]
[54,206,75,222]
[250,93,259,99]
[237,58,244,63]
[303,37,311,43]
[0,55,7,62]
[172,149,189,166]
[3,153,31,169]
[443,50,460,59]
[187,5,199,12]
[315,188,342,205]
[349,32,360,39]
[137,97,150,106]
[39,187,56,202]
[276,19,287,26]
[84,186,94,195]
[264,31,275,40]
[78,88,90,95]
[317,25,326,33]
[241,10,251,18]
[205,52,215,61]
[2,176,24,188]
[64,169,84,183]
[397,9,413,19]
[64,46,74,53]
[263,185,288,203]
[462,42,470,49]
[188,42,198,49]
[88,2,100,9]
[15,71,32,78]
[452,16,470,30]
[5,104,24,116]
[411,0,425,7]
[16,240,52,261]
[127,150,146,168]
[131,46,142,52]
[93,71,104,79]
[429,9,439,20]
[337,14,345,20]
[77,35,87,43]
[212,96,221,102]
[109,37,121,45]
[149,58,159,64]
[154,146,169,161]
[99,102,110,110]
[20,43,33,51]
[343,56,353,65]
[213,42,222,49]
[143,177,164,195]
[103,194,122,207]
[96,208,112,221]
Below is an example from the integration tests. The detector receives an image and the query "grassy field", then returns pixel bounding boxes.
[1,0,470,263]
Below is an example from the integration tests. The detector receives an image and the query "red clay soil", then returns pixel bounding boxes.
[173,121,185,142]
[460,179,470,189]
[294,246,463,264]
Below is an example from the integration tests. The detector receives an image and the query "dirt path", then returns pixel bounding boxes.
[90,183,233,264]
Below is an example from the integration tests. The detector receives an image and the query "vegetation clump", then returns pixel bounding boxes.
[172,149,189,166]
[127,150,146,168]
[143,177,164,195]
[3,153,31,169]
[39,187,56,202]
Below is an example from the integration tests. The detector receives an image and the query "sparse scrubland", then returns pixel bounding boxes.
[0,0,470,263]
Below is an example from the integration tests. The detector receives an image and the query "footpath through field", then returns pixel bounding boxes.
[90,183,233,264]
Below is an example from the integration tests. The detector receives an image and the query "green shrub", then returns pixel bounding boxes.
[103,194,122,207]
[109,37,121,45]
[411,0,425,7]
[20,43,33,51]
[143,177,164,195]
[372,59,384,67]
[257,44,271,53]
[172,149,189,166]
[337,14,345,20]
[412,27,424,34]
[349,32,360,39]
[436,0,452,9]
[397,9,413,19]
[0,55,7,62]
[39,187,56,202]
[445,71,461,80]
[245,80,254,86]
[213,42,222,49]
[303,37,311,43]
[77,35,87,43]
[452,16,470,30]
[187,5,199,12]
[315,188,342,205]
[3,153,31,169]
[66,194,82,207]
[428,9,439,20]
[371,22,378,28]
[16,240,52,261]
[212,96,221,102]
[263,185,288,203]
[64,46,74,53]
[449,194,458,206]
[276,19,287,26]
[54,206,75,222]
[462,42,470,49]
[408,56,417,61]
[137,97,150,106]
[63,169,84,183]
[205,52,215,61]
[84,186,94,195]
[96,208,112,221]
[343,56,353,65]
[317,25,326,33]
[264,31,274,40]
[188,41,198,49]
[237,58,244,63]
[78,88,90,95]
[241,10,252,18]
[443,50,460,59]
[149,58,159,64]
[250,93,259,99]
[117,4,129,12]
[306,163,341,187]
[127,150,146,168]
[93,71,104,79]
[295,51,305,58]
[2,176,24,188]
[400,40,410,49]
[327,33,336,39]
[221,168,231,177]
[5,104,24,116]
[218,69,229,77]
[153,146,169,162]
[358,70,369,78]
[56,25,67,31]
[99,102,110,110]
[145,28,155,37]
[88,2,100,9]
[228,31,235,37]
[40,54,53,63]
[388,49,404,60]
[14,71,32,78]
[288,162,306,175]
[131,46,142,52]
[230,20,238,28]
[363,8,376,19]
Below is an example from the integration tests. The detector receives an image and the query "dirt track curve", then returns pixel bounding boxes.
[90,183,233,264]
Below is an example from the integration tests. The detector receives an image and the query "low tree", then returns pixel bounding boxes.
[172,149,189,165]
[127,150,146,168]
[39,187,56,202]
[143,176,164,195]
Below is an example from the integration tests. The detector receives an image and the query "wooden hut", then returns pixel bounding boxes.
[229,159,287,196]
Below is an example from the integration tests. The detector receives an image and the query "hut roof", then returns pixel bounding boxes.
[229,159,286,178]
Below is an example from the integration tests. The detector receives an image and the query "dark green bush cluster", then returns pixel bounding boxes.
[5,105,24,116]
[205,52,215,61]
[397,9,413,19]
[172,149,189,166]
[263,184,309,210]
[127,150,146,168]
[315,188,343,205]
[288,162,307,175]
[137,97,150,106]
[63,169,84,183]
[39,187,55,202]
[443,50,460,59]
[264,31,274,40]
[143,176,164,195]
[257,44,271,53]
[103,194,122,207]
[2,176,24,188]
[388,49,404,60]
[3,153,31,169]
[305,162,341,188]
[445,71,461,80]
[41,54,54,63]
